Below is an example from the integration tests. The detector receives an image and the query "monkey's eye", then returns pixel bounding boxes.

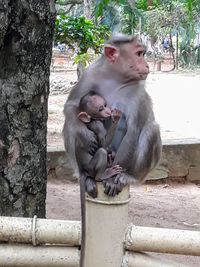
[99,106,104,112]
[137,51,144,57]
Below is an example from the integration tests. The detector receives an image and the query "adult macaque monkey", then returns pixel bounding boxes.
[63,34,162,196]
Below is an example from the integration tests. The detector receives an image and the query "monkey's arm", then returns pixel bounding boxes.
[105,110,126,149]
[113,121,162,181]
[87,121,107,147]
[132,122,162,180]
[87,118,122,150]
[63,102,99,175]
[103,122,161,196]
[104,122,117,148]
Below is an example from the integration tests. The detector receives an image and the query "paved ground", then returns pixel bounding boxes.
[48,71,200,147]
[146,72,200,142]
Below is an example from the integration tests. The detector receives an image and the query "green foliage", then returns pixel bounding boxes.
[55,14,110,55]
[95,0,125,17]
[73,53,93,67]
[95,1,144,34]
[136,0,161,11]
[120,3,143,34]
[54,0,200,68]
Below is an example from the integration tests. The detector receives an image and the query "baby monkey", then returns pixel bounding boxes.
[76,91,122,197]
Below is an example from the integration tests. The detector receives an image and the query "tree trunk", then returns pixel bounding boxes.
[169,32,176,71]
[175,32,179,70]
[84,0,92,19]
[0,0,56,217]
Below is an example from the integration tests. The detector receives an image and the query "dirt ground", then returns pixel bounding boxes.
[46,71,200,266]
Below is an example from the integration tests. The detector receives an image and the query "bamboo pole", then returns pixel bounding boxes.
[84,183,130,267]
[0,244,79,267]
[125,224,200,256]
[122,252,188,267]
[0,216,81,246]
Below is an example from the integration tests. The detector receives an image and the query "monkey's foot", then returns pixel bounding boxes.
[85,177,97,198]
[102,174,129,197]
[96,165,122,181]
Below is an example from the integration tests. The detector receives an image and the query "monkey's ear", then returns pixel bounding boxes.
[104,45,119,63]
[78,112,91,123]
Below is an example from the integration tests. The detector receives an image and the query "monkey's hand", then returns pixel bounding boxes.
[102,173,129,197]
[96,165,122,182]
[111,108,122,124]
[85,177,97,198]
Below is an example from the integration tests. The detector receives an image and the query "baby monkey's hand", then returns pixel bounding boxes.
[111,108,122,123]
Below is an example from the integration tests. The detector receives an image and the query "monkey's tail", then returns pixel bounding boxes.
[62,109,80,178]
[79,174,86,267]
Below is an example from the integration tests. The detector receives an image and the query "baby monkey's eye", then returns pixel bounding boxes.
[99,106,104,112]
[137,51,145,57]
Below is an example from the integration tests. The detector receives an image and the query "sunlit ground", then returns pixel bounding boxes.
[147,73,200,142]
[48,71,200,146]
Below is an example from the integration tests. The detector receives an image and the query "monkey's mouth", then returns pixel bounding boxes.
[139,73,148,79]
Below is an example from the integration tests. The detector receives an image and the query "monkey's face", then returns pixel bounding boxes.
[88,95,111,120]
[119,41,149,81]
[104,40,149,82]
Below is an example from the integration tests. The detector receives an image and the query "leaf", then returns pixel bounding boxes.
[118,0,126,4]
[103,0,110,5]
[96,3,103,17]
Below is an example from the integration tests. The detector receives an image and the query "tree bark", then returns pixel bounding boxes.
[57,0,83,5]
[84,0,92,19]
[175,32,179,70]
[0,0,56,217]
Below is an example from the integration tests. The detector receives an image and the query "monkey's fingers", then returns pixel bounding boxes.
[85,177,97,198]
[104,183,117,197]
[88,142,98,155]
[103,178,118,196]
[111,109,122,122]
[108,185,117,197]
[116,175,129,193]
[99,167,121,181]
[112,165,123,172]
[114,174,121,184]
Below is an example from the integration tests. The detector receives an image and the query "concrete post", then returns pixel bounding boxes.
[84,183,130,267]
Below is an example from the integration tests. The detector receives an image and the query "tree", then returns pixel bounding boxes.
[0,1,56,217]
[56,0,84,15]
[55,15,110,78]
[84,0,93,19]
